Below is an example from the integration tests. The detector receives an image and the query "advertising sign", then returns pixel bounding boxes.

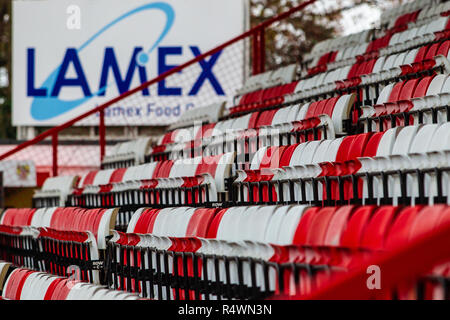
[13,0,246,126]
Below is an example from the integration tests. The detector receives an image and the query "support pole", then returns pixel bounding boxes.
[99,110,106,163]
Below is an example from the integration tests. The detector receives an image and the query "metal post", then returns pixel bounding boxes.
[252,29,266,75]
[259,28,265,74]
[52,133,58,177]
[252,33,259,75]
[0,171,4,208]
[99,109,106,163]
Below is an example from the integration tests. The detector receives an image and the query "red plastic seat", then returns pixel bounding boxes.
[408,205,448,241]
[292,207,321,245]
[109,168,127,184]
[305,101,319,119]
[322,97,340,117]
[362,131,385,157]
[313,99,330,117]
[256,109,278,128]
[437,40,450,57]
[347,133,373,161]
[206,208,229,238]
[145,209,162,234]
[347,62,361,79]
[414,45,430,63]
[424,43,440,61]
[279,144,299,168]
[305,207,338,246]
[363,58,377,75]
[13,270,34,300]
[340,206,376,248]
[398,78,420,100]
[133,209,156,234]
[388,81,406,102]
[161,131,175,145]
[385,206,424,249]
[51,278,72,300]
[258,146,286,170]
[323,205,357,246]
[412,75,436,98]
[360,206,400,250]
[186,208,217,238]
[335,135,357,162]
[247,111,260,129]
[154,160,174,179]
[195,154,221,176]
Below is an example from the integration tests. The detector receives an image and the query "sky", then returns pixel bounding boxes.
[0,67,7,88]
[341,4,382,35]
[341,0,417,35]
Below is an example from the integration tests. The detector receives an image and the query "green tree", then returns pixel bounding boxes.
[0,0,13,139]
[250,0,409,69]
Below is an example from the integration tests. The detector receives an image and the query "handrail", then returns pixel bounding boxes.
[0,172,4,208]
[0,0,317,169]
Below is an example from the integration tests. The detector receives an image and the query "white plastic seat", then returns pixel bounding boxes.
[331,94,356,134]
[33,176,78,206]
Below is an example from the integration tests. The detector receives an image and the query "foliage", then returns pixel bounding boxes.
[0,0,13,139]
[250,0,408,69]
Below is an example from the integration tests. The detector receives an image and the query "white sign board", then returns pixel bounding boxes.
[13,0,246,126]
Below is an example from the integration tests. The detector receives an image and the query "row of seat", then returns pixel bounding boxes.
[149,93,354,161]
[37,94,357,208]
[381,0,442,27]
[152,92,355,155]
[39,95,358,206]
[0,208,36,227]
[235,64,297,97]
[148,47,450,168]
[221,39,450,129]
[33,176,79,207]
[0,207,117,250]
[2,203,449,300]
[234,123,450,207]
[35,119,450,212]
[360,73,450,131]
[0,266,140,300]
[307,1,449,75]
[290,40,450,104]
[0,207,120,284]
[97,3,450,174]
[101,137,153,169]
[70,153,235,211]
[106,204,450,299]
[107,44,450,172]
[233,22,450,117]
[169,102,226,130]
[99,38,450,171]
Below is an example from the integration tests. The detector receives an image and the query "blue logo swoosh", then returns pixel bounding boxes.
[30,2,175,121]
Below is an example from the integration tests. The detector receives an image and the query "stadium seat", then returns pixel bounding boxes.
[32,176,79,207]
[0,267,140,300]
[169,102,226,130]
[102,137,153,169]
